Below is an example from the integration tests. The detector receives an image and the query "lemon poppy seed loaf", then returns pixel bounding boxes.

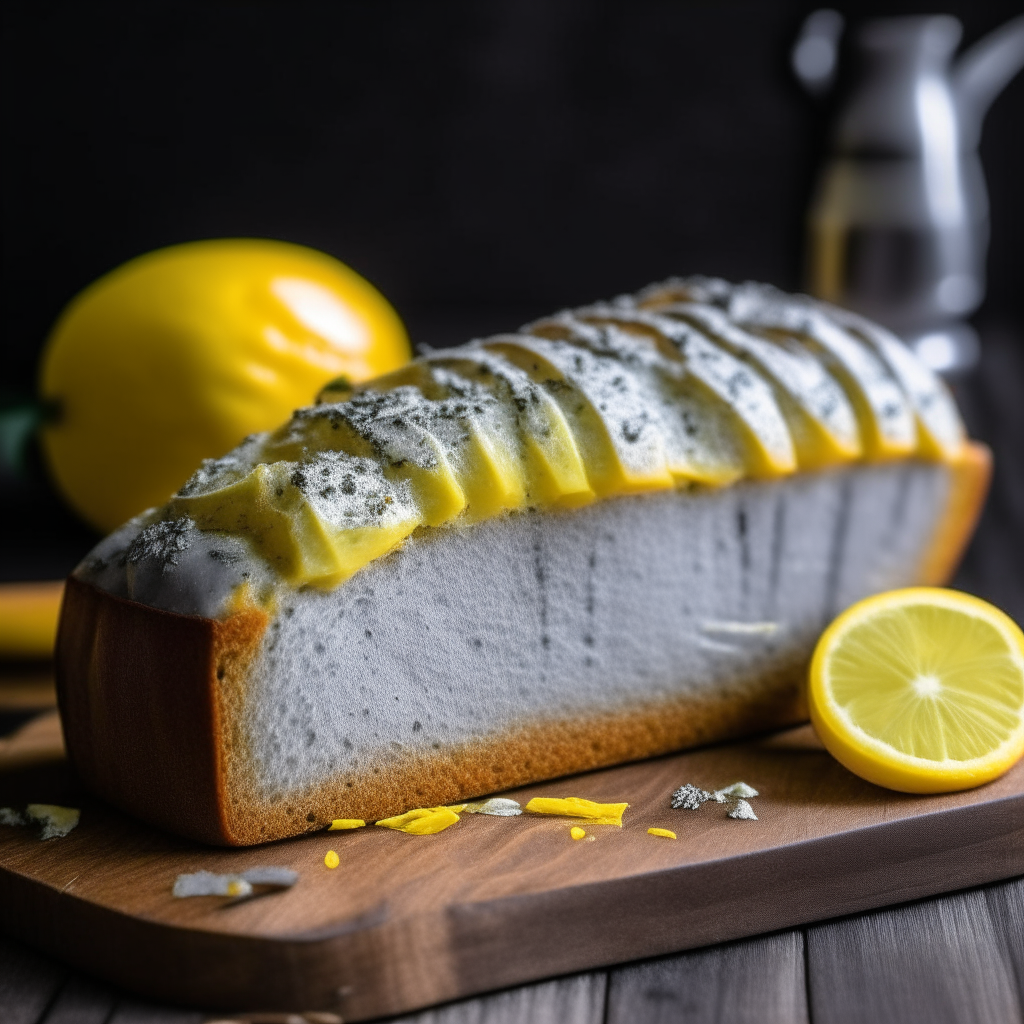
[57,278,990,845]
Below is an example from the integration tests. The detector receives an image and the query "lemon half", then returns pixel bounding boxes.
[809,588,1024,793]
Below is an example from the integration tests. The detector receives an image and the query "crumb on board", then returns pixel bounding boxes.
[727,799,758,820]
[0,805,80,839]
[670,784,714,810]
[671,781,761,820]
[570,826,587,840]
[328,818,366,830]
[172,867,298,898]
[648,827,677,839]
[525,797,628,826]
[324,850,340,869]
[462,797,523,816]
[715,782,759,800]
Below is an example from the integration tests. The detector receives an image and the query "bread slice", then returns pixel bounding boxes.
[56,278,990,845]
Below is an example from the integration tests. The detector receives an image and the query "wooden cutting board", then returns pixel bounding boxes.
[0,711,1021,1020]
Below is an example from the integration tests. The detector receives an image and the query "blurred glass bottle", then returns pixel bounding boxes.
[795,13,1024,373]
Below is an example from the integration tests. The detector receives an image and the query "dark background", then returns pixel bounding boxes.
[2,0,1023,583]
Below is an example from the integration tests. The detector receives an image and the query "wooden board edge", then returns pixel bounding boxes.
[0,788,1021,1019]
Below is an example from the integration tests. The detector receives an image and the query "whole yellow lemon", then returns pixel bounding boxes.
[39,239,410,533]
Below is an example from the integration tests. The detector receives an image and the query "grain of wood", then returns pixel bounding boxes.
[1,726,1021,1017]
[391,973,607,1024]
[806,887,1023,1024]
[0,936,67,1024]
[984,877,1024,1005]
[40,975,118,1024]
[604,929,808,1024]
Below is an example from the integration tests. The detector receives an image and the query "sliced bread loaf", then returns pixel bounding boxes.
[57,278,989,844]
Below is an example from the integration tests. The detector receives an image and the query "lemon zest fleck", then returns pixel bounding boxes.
[324,850,340,869]
[375,806,461,835]
[525,797,629,826]
[328,818,366,830]
[648,827,677,839]
[570,826,586,840]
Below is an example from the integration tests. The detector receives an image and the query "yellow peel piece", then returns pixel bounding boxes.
[324,850,340,869]
[375,807,461,835]
[648,828,677,839]
[328,818,366,830]
[525,797,629,826]
[570,826,586,840]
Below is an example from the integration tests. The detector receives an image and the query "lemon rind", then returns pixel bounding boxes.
[810,587,1024,793]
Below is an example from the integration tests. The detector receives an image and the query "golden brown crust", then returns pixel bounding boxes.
[55,577,267,845]
[919,441,992,586]
[222,658,809,845]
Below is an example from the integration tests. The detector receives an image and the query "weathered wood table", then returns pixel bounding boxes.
[2,327,1023,1024]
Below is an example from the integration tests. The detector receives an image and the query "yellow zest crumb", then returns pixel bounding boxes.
[525,797,629,826]
[225,879,249,897]
[570,826,586,840]
[375,806,461,835]
[328,818,366,830]
[648,828,677,839]
[324,850,340,869]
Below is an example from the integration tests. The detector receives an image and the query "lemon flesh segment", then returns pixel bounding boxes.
[810,588,1024,793]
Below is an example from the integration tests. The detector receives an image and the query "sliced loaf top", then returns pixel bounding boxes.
[77,277,966,614]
